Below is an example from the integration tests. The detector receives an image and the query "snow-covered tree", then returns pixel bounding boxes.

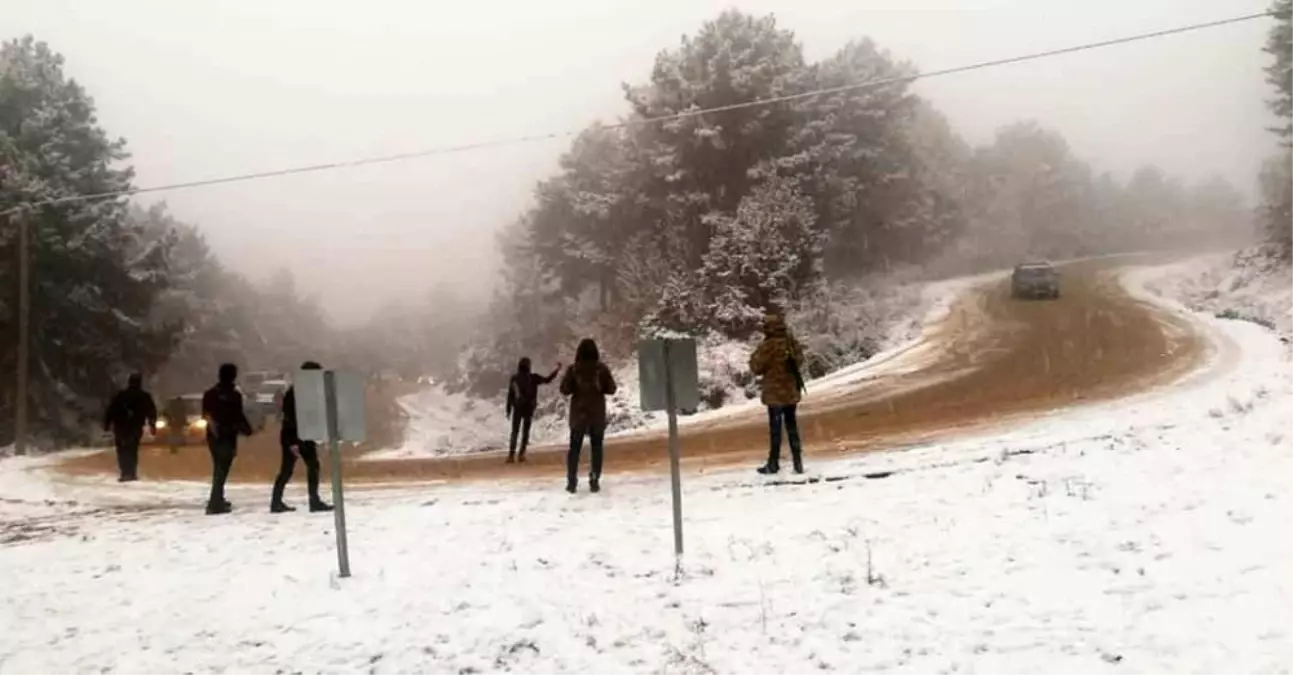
[0,36,179,444]
[624,10,812,259]
[695,174,822,335]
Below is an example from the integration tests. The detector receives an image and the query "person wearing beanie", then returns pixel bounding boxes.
[748,312,807,475]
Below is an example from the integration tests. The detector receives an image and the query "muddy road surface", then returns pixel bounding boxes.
[57,258,1205,486]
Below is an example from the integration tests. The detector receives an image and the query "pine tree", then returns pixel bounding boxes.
[695,175,822,335]
[1265,0,1292,144]
[0,36,179,444]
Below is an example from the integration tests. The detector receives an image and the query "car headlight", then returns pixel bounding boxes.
[193,418,208,430]
[156,419,168,430]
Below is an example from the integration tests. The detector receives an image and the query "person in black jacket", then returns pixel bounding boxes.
[201,363,254,515]
[103,373,157,482]
[272,360,333,513]
[505,357,560,463]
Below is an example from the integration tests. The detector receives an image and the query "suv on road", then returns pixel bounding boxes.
[1011,261,1060,300]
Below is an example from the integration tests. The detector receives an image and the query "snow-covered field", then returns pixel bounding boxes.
[1,259,1290,673]
[370,272,990,460]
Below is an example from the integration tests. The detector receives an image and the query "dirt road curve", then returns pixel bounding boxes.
[57,257,1206,486]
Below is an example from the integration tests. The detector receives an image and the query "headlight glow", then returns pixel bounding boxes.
[156,419,168,430]
[193,418,208,430]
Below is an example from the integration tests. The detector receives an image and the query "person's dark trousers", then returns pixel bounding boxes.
[114,431,142,480]
[272,442,323,507]
[766,405,804,471]
[566,425,606,491]
[509,413,533,460]
[206,438,236,513]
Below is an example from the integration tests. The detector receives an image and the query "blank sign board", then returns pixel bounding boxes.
[294,370,329,442]
[638,338,700,412]
[293,369,368,443]
[332,371,367,442]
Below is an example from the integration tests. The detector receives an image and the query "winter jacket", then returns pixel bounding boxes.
[506,367,559,419]
[749,313,806,407]
[201,382,253,443]
[559,362,617,432]
[104,386,158,435]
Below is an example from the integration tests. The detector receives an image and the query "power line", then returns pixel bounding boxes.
[1,9,1275,217]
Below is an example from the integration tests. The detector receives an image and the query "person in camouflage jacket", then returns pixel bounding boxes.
[749,312,807,475]
[559,338,617,494]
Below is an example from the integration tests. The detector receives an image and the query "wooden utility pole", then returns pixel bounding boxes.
[14,209,30,456]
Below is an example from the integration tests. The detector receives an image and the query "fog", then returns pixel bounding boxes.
[5,0,1276,324]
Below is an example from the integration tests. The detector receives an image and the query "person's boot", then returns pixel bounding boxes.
[757,459,780,475]
[206,501,232,515]
[309,499,334,513]
[506,452,516,464]
[270,501,296,513]
[589,475,600,493]
[517,451,527,463]
[565,478,577,494]
[792,453,804,475]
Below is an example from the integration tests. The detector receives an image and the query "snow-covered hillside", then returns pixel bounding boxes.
[372,272,985,460]
[1,260,1289,673]
[1143,246,1292,339]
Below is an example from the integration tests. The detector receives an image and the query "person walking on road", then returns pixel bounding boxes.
[271,361,333,514]
[162,395,187,454]
[559,338,617,494]
[505,357,561,463]
[749,312,807,475]
[202,363,254,515]
[103,373,157,482]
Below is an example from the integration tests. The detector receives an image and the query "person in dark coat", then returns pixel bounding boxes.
[201,363,254,515]
[748,312,807,475]
[272,361,333,513]
[559,338,617,494]
[504,357,560,463]
[103,373,157,482]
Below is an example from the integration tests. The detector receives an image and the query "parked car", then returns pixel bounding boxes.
[1011,261,1060,300]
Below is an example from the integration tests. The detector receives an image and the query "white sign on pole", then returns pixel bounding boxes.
[287,368,365,579]
[637,337,698,558]
[332,371,367,443]
[639,338,700,412]
[293,369,329,442]
[293,369,366,442]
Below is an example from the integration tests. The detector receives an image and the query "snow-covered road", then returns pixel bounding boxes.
[1,261,1290,674]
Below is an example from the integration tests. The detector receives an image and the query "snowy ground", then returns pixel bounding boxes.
[371,272,989,460]
[1,260,1290,674]
[1143,247,1292,339]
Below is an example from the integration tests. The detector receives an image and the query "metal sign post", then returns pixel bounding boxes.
[662,341,684,557]
[638,337,698,559]
[323,371,351,578]
[295,368,366,579]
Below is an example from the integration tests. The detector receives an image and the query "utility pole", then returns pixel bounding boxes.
[14,208,30,456]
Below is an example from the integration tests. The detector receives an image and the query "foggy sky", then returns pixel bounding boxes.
[5,0,1278,323]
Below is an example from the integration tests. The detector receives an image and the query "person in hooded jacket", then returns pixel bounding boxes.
[272,361,333,513]
[505,357,561,463]
[201,363,254,515]
[103,373,158,482]
[749,312,807,475]
[559,338,617,493]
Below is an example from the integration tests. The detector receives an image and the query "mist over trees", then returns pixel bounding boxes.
[462,9,1257,396]
[1,5,1285,443]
